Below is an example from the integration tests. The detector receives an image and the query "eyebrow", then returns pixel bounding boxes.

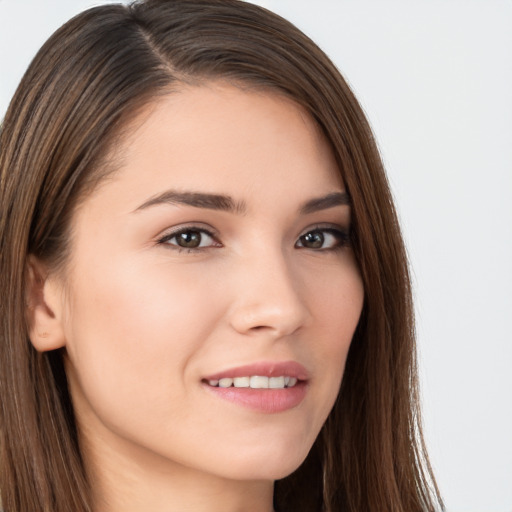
[299,191,351,214]
[133,190,350,215]
[133,191,247,214]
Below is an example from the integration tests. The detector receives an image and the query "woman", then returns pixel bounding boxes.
[0,1,443,511]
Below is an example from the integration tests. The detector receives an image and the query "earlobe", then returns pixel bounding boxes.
[26,256,66,352]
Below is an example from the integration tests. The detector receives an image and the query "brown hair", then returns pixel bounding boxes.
[0,1,443,510]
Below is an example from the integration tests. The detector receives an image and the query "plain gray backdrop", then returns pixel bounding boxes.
[1,1,511,511]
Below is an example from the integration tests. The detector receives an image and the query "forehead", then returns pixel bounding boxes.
[88,83,343,216]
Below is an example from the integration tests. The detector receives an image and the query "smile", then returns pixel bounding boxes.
[202,361,309,413]
[206,376,299,389]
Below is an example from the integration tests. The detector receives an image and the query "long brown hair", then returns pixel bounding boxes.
[0,1,443,510]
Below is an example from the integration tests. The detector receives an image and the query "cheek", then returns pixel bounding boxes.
[305,261,364,407]
[308,257,364,344]
[62,254,224,419]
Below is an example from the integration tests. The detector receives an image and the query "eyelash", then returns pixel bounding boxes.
[157,224,351,253]
[296,227,350,251]
[157,225,221,253]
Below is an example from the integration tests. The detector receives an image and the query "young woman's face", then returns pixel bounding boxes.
[57,83,364,483]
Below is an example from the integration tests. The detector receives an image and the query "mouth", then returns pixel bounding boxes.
[204,375,299,389]
[201,361,309,413]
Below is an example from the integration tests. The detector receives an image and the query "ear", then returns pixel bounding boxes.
[26,255,66,352]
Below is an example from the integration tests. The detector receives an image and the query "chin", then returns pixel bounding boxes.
[214,442,312,482]
[226,463,305,482]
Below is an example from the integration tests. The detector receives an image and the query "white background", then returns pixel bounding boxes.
[1,1,511,511]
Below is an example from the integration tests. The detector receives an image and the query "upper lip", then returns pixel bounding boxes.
[203,360,309,381]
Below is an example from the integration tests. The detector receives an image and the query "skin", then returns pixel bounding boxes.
[29,83,364,512]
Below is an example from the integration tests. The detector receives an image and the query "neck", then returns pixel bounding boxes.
[82,427,275,512]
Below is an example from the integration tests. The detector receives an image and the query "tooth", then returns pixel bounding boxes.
[250,376,269,389]
[287,377,298,387]
[233,377,250,388]
[284,376,290,386]
[208,379,219,387]
[269,376,285,389]
[218,378,233,388]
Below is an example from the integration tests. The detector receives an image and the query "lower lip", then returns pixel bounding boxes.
[203,382,308,413]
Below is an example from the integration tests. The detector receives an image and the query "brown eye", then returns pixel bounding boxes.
[300,231,324,249]
[175,231,202,248]
[296,228,349,250]
[159,227,218,251]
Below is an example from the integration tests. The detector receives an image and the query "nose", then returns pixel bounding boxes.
[227,250,310,339]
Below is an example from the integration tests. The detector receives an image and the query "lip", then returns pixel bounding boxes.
[202,360,309,414]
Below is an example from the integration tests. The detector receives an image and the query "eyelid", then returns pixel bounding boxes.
[156,223,221,250]
[298,222,350,237]
[296,223,351,249]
